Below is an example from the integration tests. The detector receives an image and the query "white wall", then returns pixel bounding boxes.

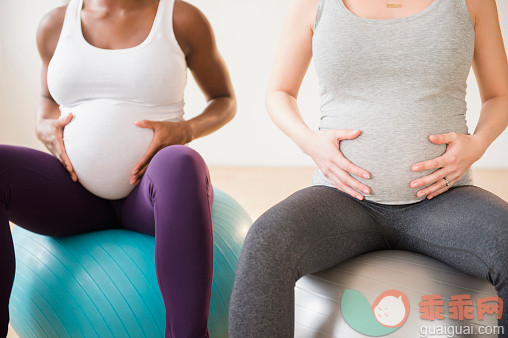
[0,0,507,168]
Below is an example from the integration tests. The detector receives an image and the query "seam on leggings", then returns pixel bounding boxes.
[395,232,495,284]
[144,173,213,338]
[386,185,480,248]
[144,171,213,210]
[293,230,385,280]
[144,173,157,205]
[145,175,173,337]
[311,184,393,248]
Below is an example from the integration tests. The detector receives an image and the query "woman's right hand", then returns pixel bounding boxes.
[263,0,371,201]
[300,129,372,200]
[36,113,78,182]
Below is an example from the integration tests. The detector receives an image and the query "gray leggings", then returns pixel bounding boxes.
[228,184,508,337]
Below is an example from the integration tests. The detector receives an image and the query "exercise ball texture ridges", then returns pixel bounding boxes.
[9,188,252,338]
[294,250,499,338]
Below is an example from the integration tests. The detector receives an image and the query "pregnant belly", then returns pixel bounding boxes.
[340,128,446,203]
[314,112,473,204]
[61,100,156,199]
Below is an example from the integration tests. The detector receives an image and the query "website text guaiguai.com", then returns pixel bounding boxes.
[420,324,504,337]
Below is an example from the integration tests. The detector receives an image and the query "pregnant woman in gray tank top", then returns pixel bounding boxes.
[229,0,508,336]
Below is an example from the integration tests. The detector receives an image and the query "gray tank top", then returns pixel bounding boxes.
[311,0,475,204]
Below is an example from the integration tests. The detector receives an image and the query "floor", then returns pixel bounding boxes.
[208,167,508,219]
[7,167,508,337]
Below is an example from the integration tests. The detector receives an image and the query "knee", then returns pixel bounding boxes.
[147,145,208,179]
[150,145,204,171]
[238,214,301,279]
[492,248,508,290]
[0,145,20,205]
[0,144,16,172]
[493,226,508,285]
[0,144,48,173]
[146,146,211,198]
[0,144,23,181]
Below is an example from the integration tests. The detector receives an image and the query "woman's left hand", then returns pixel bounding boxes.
[130,120,193,185]
[409,132,486,200]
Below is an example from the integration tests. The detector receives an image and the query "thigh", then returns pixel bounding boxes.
[0,144,120,236]
[111,145,213,236]
[110,173,155,235]
[394,185,508,280]
[242,185,391,279]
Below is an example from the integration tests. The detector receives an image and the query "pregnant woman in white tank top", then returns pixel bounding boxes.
[0,0,235,336]
[40,0,235,200]
[229,0,508,336]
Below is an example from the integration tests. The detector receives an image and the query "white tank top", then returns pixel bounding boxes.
[47,0,187,200]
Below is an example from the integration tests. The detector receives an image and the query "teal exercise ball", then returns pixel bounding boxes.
[8,188,252,338]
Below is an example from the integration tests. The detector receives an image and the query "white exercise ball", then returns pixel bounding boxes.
[295,250,500,338]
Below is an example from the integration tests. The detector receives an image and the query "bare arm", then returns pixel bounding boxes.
[403,0,508,200]
[35,5,78,182]
[174,0,236,141]
[469,0,508,153]
[130,1,236,183]
[265,0,371,200]
[265,0,316,151]
[35,6,65,129]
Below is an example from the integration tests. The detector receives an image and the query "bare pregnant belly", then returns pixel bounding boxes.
[61,100,167,200]
[312,109,474,204]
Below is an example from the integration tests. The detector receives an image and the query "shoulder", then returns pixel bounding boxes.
[173,0,215,56]
[36,5,68,63]
[173,0,208,25]
[286,0,320,34]
[465,0,499,29]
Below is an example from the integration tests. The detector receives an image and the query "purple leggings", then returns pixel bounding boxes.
[0,144,214,338]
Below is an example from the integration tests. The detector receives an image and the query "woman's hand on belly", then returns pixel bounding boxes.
[302,129,372,200]
[36,113,78,182]
[410,132,486,199]
[129,119,193,185]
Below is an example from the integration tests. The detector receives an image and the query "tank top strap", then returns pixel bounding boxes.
[156,0,173,29]
[57,0,82,40]
[314,0,352,33]
[313,0,325,31]
[154,0,186,58]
